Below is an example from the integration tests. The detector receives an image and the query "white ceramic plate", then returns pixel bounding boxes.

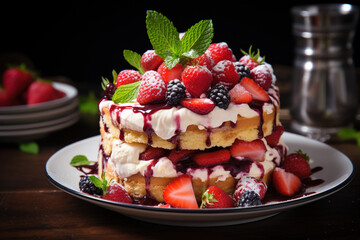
[45,133,353,227]
[0,82,78,114]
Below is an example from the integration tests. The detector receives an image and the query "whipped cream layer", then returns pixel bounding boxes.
[107,138,286,181]
[99,86,279,141]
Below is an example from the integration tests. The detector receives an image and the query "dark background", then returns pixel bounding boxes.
[1,1,359,94]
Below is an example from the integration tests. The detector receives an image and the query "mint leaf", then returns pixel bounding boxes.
[112,80,141,104]
[70,155,95,166]
[146,10,181,61]
[123,49,145,74]
[89,171,107,193]
[181,19,213,59]
[19,142,39,154]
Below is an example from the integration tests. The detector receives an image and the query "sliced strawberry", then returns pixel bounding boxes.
[139,147,167,160]
[193,149,231,166]
[239,77,269,102]
[157,63,184,84]
[282,150,311,179]
[272,167,302,196]
[229,83,253,104]
[141,50,164,72]
[180,98,215,115]
[116,69,142,87]
[206,42,234,64]
[181,65,213,97]
[265,125,285,147]
[201,186,234,209]
[137,70,166,104]
[163,175,198,209]
[233,176,267,201]
[168,149,196,164]
[211,60,240,89]
[102,183,133,203]
[250,65,272,90]
[230,139,266,162]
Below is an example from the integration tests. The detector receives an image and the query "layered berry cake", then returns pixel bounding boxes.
[86,11,313,209]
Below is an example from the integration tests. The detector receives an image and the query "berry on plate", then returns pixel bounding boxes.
[230,139,267,162]
[233,176,267,201]
[26,81,65,105]
[193,148,231,166]
[181,65,212,97]
[272,167,302,196]
[239,77,270,102]
[211,60,240,89]
[180,98,215,115]
[163,174,198,209]
[200,186,234,209]
[282,150,311,179]
[206,42,235,64]
[229,83,253,104]
[141,50,164,72]
[157,63,184,84]
[116,69,142,87]
[103,182,133,203]
[250,65,272,90]
[137,70,166,104]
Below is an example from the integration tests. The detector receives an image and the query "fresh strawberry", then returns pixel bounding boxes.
[239,55,259,70]
[229,83,253,103]
[190,52,215,71]
[230,139,266,162]
[26,81,65,105]
[116,69,142,87]
[211,60,240,89]
[250,65,272,90]
[139,146,167,160]
[163,174,198,209]
[272,167,302,196]
[141,50,164,72]
[201,186,234,209]
[265,125,285,147]
[180,98,215,115]
[206,42,235,64]
[136,70,166,104]
[3,66,34,99]
[0,90,9,106]
[156,203,171,208]
[168,149,196,164]
[157,63,184,84]
[102,183,133,203]
[193,149,231,166]
[181,65,212,97]
[233,176,267,201]
[282,150,311,179]
[239,77,270,102]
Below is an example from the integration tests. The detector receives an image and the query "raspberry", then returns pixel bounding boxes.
[206,42,234,64]
[79,175,103,196]
[116,70,141,87]
[207,83,230,109]
[137,71,166,104]
[211,60,240,89]
[234,62,250,80]
[166,79,186,106]
[237,190,261,207]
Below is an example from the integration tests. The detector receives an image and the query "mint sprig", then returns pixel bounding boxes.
[89,171,107,193]
[70,155,95,166]
[123,50,145,74]
[146,10,213,69]
[112,80,141,104]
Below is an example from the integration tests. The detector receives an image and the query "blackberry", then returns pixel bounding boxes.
[103,83,116,100]
[166,79,186,106]
[234,62,250,80]
[237,190,261,207]
[207,83,230,109]
[79,175,103,196]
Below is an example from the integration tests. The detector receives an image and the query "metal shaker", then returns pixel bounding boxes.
[290,4,359,141]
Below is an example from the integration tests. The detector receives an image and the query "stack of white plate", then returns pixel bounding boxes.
[0,82,79,142]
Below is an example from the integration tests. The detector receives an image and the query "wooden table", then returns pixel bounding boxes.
[1,73,360,239]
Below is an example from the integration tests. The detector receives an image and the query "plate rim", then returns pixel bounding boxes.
[45,132,354,215]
